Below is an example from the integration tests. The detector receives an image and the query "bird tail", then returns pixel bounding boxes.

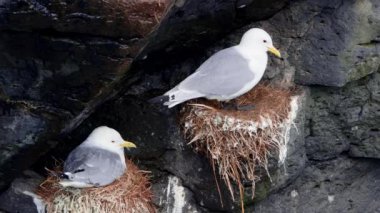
[149,87,203,108]
[148,95,169,104]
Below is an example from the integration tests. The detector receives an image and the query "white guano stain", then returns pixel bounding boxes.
[166,176,186,213]
[278,95,300,165]
[22,191,46,213]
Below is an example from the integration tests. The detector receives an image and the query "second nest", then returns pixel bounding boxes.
[180,84,300,203]
[36,159,156,213]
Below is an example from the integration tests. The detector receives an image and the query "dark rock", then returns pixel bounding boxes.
[0,0,171,190]
[46,94,236,212]
[0,0,172,38]
[305,136,349,161]
[306,71,380,160]
[152,175,204,213]
[255,0,380,87]
[0,0,291,191]
[3,0,380,212]
[0,106,62,189]
[0,170,44,213]
[249,157,380,213]
[136,0,289,62]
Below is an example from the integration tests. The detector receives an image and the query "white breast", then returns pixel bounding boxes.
[225,54,268,100]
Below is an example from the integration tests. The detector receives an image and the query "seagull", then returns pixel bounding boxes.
[150,28,281,109]
[59,126,137,188]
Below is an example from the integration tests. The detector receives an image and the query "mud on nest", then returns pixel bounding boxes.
[180,84,301,210]
[36,159,156,213]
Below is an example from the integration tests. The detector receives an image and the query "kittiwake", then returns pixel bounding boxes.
[150,28,282,108]
[59,126,137,188]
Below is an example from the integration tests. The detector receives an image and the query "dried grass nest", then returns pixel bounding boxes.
[180,84,301,210]
[36,159,156,213]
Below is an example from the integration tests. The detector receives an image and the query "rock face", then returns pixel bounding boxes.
[0,170,45,213]
[0,0,172,189]
[152,175,203,213]
[46,95,235,211]
[1,0,380,212]
[307,71,380,160]
[256,0,380,87]
[0,0,290,191]
[250,157,380,213]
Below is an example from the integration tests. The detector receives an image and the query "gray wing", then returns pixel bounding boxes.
[179,47,254,97]
[63,146,125,186]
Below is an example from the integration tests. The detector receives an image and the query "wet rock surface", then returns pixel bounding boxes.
[0,0,171,38]
[250,157,380,213]
[307,71,380,160]
[260,0,380,87]
[0,0,290,191]
[0,170,44,213]
[0,0,172,190]
[0,0,380,212]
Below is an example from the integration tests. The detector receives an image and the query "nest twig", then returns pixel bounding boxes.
[36,159,156,213]
[180,84,300,212]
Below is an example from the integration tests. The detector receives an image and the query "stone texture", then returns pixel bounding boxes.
[1,0,380,212]
[35,34,307,213]
[250,157,380,213]
[43,94,236,212]
[0,0,172,38]
[0,0,291,191]
[152,175,203,213]
[306,70,380,160]
[0,170,44,213]
[139,0,289,59]
[257,0,380,87]
[0,0,171,190]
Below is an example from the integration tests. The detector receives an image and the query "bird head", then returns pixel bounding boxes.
[84,126,137,153]
[239,28,281,58]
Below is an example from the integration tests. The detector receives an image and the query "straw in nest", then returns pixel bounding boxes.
[180,84,301,212]
[36,159,156,213]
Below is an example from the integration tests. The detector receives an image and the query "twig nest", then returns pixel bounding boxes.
[36,159,156,213]
[180,84,301,204]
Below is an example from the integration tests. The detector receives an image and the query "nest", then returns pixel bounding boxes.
[180,84,300,211]
[36,159,156,213]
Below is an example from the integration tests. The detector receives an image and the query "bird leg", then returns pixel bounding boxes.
[234,100,255,111]
[235,104,255,111]
[220,101,236,110]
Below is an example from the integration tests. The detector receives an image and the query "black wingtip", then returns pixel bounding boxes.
[148,95,169,104]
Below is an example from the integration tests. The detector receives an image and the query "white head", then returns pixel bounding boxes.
[239,28,281,58]
[83,126,136,154]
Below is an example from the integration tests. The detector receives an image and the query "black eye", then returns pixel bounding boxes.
[111,140,115,143]
[263,40,267,43]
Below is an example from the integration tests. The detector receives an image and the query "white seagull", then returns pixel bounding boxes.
[150,28,281,108]
[59,126,136,188]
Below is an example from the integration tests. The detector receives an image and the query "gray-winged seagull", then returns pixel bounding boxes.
[150,28,282,108]
[59,126,136,188]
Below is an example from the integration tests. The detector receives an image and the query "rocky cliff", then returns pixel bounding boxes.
[0,0,379,212]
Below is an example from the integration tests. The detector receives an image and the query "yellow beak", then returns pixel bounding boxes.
[120,141,137,148]
[268,46,282,58]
